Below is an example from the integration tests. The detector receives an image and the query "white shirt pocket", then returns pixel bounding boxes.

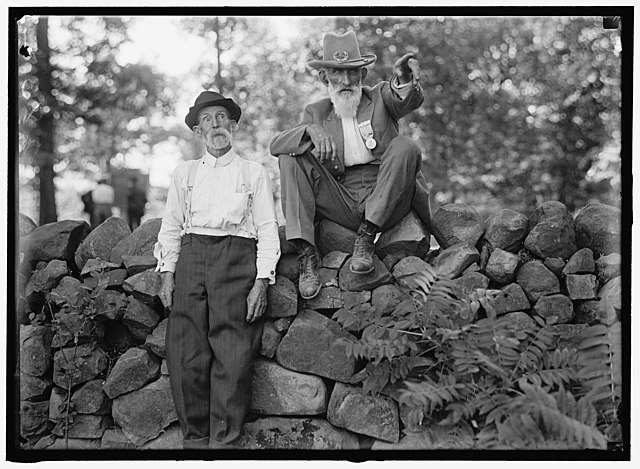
[222,191,252,229]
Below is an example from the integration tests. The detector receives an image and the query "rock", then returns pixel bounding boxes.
[49,276,87,307]
[573,300,601,324]
[51,311,105,348]
[74,217,131,271]
[48,386,66,421]
[20,324,53,377]
[121,255,158,276]
[317,219,358,256]
[339,256,393,292]
[533,294,574,324]
[429,242,480,280]
[22,219,91,271]
[276,253,299,281]
[104,323,138,353]
[595,253,621,284]
[102,347,161,399]
[122,270,163,307]
[598,277,621,325]
[566,274,598,300]
[72,379,111,414]
[304,286,344,310]
[562,248,595,276]
[524,201,578,260]
[265,275,298,318]
[161,360,169,375]
[111,375,177,446]
[318,267,339,287]
[375,211,431,266]
[100,428,138,449]
[20,400,50,438]
[487,283,531,315]
[25,260,69,296]
[82,268,128,290]
[110,218,162,264]
[35,436,101,450]
[80,258,122,277]
[431,203,485,249]
[122,298,161,341]
[481,209,529,253]
[327,382,399,443]
[516,261,560,302]
[453,272,490,298]
[343,291,371,310]
[574,202,621,257]
[144,319,168,358]
[484,248,521,284]
[20,372,52,402]
[276,309,358,383]
[238,417,359,449]
[141,422,184,450]
[322,251,350,269]
[19,213,38,236]
[462,263,480,275]
[273,317,294,333]
[260,320,282,359]
[391,256,431,289]
[52,343,108,389]
[544,257,566,278]
[499,312,537,333]
[93,290,128,321]
[372,284,409,315]
[278,225,297,255]
[52,414,111,439]
[545,324,589,350]
[250,358,328,415]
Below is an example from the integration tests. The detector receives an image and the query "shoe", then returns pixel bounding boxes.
[298,248,321,300]
[350,229,376,274]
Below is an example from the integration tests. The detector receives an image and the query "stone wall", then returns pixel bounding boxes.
[15,200,622,450]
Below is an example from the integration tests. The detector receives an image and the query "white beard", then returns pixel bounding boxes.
[328,81,362,119]
[206,128,233,150]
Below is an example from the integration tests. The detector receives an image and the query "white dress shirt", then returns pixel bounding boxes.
[343,78,413,167]
[155,148,280,284]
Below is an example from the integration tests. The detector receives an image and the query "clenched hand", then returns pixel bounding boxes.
[306,123,337,162]
[394,52,420,84]
[246,278,268,323]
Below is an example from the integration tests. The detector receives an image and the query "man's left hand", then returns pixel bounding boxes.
[394,52,420,84]
[246,278,268,323]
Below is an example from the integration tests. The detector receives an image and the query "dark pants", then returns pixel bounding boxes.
[278,135,422,245]
[91,203,112,228]
[166,234,262,448]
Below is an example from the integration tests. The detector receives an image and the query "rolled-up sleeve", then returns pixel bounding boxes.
[155,164,187,273]
[251,165,281,284]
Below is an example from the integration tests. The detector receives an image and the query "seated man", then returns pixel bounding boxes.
[270,30,431,300]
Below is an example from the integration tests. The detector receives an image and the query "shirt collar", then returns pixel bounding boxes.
[202,148,237,168]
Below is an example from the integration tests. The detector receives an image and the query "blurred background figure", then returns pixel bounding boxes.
[127,175,148,230]
[91,177,115,227]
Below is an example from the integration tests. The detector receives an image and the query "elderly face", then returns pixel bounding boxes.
[320,67,367,119]
[194,105,237,151]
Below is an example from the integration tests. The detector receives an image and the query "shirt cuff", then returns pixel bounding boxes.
[257,262,277,285]
[159,261,176,273]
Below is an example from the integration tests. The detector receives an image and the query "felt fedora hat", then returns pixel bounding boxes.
[307,30,377,69]
[185,90,242,130]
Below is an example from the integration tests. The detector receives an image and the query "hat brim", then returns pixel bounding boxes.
[185,98,242,130]
[307,54,377,70]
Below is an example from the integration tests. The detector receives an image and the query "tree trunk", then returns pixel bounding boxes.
[214,17,223,93]
[35,16,57,224]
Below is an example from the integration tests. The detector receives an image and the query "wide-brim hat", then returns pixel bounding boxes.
[307,30,377,69]
[185,90,242,130]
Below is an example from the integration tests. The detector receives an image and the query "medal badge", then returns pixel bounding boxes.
[357,120,377,150]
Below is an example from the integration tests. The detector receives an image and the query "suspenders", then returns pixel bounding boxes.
[182,157,254,235]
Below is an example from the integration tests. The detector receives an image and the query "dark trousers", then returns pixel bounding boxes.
[91,203,112,228]
[278,135,422,245]
[166,234,262,448]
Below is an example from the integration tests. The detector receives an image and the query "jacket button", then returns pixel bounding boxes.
[333,165,339,170]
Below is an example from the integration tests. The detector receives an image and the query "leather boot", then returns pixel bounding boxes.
[350,222,377,274]
[294,240,321,300]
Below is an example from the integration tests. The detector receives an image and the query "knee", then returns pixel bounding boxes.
[387,136,421,167]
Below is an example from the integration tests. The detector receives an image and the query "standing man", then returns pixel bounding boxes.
[270,30,432,300]
[127,175,147,230]
[91,178,115,227]
[155,90,280,449]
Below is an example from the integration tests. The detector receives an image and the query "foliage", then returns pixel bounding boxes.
[335,263,618,449]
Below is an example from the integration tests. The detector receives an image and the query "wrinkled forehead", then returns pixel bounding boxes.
[198,105,230,119]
